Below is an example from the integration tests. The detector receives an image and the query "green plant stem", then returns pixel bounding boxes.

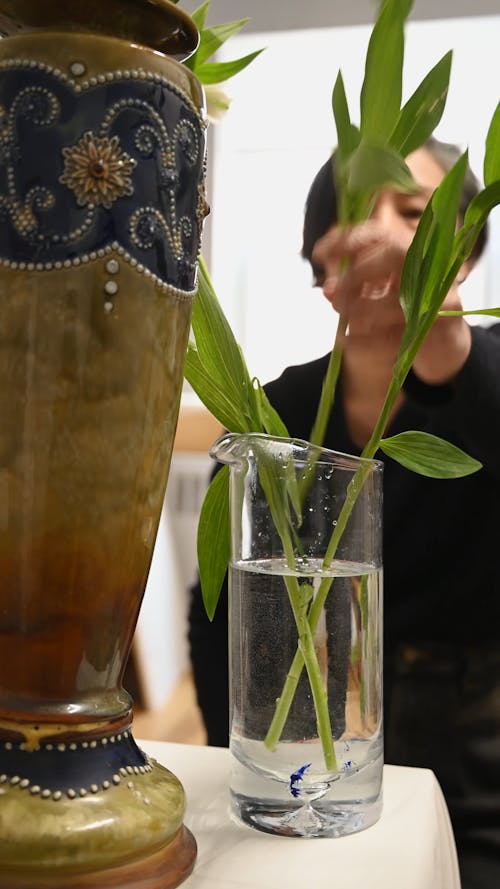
[310,314,348,446]
[283,575,337,771]
[264,462,371,751]
[258,466,337,769]
[264,372,403,753]
[264,112,475,757]
[260,312,347,766]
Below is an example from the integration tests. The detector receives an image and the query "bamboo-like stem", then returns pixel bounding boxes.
[264,312,347,766]
[258,464,337,769]
[283,575,337,771]
[264,373,403,753]
[309,314,348,447]
[265,297,455,751]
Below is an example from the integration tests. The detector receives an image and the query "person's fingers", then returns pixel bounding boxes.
[312,220,388,283]
[312,219,398,264]
[313,220,388,260]
[341,241,404,294]
[322,275,339,301]
[314,223,406,301]
[322,253,401,314]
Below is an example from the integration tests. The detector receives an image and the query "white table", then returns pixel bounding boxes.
[141,741,461,889]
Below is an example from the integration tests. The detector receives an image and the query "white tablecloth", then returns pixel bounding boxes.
[141,740,461,889]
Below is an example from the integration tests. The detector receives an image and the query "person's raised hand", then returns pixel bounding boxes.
[311,220,409,340]
[312,219,471,384]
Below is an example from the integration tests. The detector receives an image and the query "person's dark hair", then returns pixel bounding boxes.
[301,137,488,282]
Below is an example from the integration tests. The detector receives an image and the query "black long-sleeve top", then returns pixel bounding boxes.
[188,323,500,748]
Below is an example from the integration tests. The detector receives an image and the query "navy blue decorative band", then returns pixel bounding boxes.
[0,60,207,292]
[0,730,154,799]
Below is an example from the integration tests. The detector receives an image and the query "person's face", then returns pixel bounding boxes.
[370,146,446,245]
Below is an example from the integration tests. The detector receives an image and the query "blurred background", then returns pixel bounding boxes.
[132,1,500,741]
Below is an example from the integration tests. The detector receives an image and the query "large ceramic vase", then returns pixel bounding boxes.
[0,2,207,887]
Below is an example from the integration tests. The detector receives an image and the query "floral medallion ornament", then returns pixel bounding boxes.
[0,60,207,294]
[60,132,137,209]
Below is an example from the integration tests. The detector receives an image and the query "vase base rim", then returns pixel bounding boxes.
[1,825,197,889]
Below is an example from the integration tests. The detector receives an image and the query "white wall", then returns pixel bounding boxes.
[207,16,500,386]
[180,0,500,32]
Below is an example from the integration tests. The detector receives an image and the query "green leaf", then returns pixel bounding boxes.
[397,153,468,364]
[332,71,360,163]
[186,18,250,69]
[436,180,500,293]
[379,431,482,478]
[398,198,435,330]
[360,0,413,140]
[184,344,249,433]
[389,51,452,156]
[190,2,210,30]
[418,152,468,317]
[463,180,500,230]
[346,142,417,194]
[439,306,500,318]
[331,73,361,224]
[188,259,288,437]
[484,101,500,186]
[191,258,252,409]
[250,379,290,437]
[194,50,264,84]
[197,466,230,620]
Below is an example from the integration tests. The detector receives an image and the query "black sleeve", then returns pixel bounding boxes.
[404,323,500,478]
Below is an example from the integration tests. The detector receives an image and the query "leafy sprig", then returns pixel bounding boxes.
[176,1,264,120]
[186,258,288,619]
[183,2,263,85]
[315,0,453,448]
[181,2,263,85]
[185,0,500,763]
[176,0,262,98]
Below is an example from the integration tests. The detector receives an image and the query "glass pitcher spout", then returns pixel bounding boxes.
[210,431,383,472]
[211,431,312,470]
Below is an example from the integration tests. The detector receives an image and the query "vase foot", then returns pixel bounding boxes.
[0,729,196,884]
[1,824,197,889]
[231,791,383,838]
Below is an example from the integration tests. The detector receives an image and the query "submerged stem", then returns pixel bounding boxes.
[283,575,337,771]
[265,316,348,761]
[264,460,373,753]
[265,372,403,753]
[257,463,337,768]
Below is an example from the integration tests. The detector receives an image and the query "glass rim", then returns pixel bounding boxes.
[210,431,384,473]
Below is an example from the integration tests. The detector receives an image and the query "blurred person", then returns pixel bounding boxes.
[189,139,500,888]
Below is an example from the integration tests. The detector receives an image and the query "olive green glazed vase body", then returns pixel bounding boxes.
[0,2,207,886]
